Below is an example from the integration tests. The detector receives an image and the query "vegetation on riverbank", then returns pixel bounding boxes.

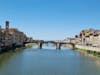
[75,47,100,57]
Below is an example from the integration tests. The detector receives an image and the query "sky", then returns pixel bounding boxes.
[0,0,100,40]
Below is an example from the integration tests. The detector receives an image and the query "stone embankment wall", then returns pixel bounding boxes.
[75,45,100,52]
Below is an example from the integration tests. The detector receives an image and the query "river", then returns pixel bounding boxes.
[0,46,100,75]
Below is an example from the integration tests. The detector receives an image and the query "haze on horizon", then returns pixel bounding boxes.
[0,0,100,40]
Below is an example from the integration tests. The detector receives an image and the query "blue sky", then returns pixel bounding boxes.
[0,0,100,40]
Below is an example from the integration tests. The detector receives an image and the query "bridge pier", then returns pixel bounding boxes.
[56,43,61,50]
[38,42,42,49]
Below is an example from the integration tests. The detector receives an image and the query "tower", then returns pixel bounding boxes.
[0,25,1,31]
[0,25,2,51]
[5,21,9,30]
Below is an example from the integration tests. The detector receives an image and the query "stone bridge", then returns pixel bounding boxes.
[25,40,75,50]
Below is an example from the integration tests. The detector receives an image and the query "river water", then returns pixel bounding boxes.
[0,46,100,75]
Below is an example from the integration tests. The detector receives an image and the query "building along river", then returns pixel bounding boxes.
[0,46,100,75]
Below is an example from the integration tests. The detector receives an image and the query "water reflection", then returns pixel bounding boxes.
[0,52,14,67]
[0,47,100,75]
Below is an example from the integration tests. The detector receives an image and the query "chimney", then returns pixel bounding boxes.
[5,21,9,29]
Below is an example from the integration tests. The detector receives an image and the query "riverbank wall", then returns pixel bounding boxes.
[0,43,27,53]
[75,45,100,56]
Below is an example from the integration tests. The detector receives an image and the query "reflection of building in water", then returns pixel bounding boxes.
[0,53,14,66]
[95,60,100,67]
